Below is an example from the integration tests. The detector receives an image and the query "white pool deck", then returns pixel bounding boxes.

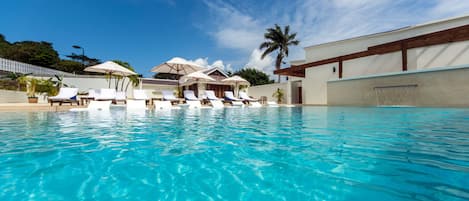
[0,103,296,112]
[0,103,86,112]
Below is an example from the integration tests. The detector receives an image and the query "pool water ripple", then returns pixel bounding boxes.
[0,107,469,200]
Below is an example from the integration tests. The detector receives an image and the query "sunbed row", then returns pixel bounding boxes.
[48,87,279,108]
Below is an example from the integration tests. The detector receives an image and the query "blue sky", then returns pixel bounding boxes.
[1,0,468,77]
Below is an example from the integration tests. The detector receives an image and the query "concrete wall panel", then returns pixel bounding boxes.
[327,66,469,107]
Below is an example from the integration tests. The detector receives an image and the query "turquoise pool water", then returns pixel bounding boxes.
[0,107,468,200]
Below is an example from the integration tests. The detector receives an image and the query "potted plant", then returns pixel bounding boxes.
[18,76,39,103]
[17,76,57,103]
[272,88,284,104]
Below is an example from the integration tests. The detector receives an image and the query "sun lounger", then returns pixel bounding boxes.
[267,101,279,107]
[205,90,221,100]
[133,89,149,100]
[80,89,98,104]
[115,91,127,104]
[184,90,199,101]
[231,101,245,107]
[249,102,262,107]
[154,100,180,110]
[162,90,180,104]
[210,100,224,108]
[48,87,79,106]
[186,100,202,109]
[224,91,241,101]
[239,92,259,102]
[70,100,112,111]
[224,91,244,106]
[95,88,116,101]
[133,89,150,105]
[126,99,146,110]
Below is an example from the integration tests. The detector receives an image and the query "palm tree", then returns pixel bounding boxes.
[112,60,141,92]
[259,24,299,82]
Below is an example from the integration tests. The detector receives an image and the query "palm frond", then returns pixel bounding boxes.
[261,45,278,59]
[259,41,273,50]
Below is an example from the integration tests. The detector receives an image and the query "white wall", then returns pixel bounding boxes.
[327,65,469,107]
[343,52,402,78]
[36,76,125,94]
[409,40,469,70]
[0,90,27,103]
[303,63,338,105]
[141,84,176,99]
[304,15,469,62]
[294,16,469,106]
[37,76,178,99]
[0,89,48,103]
[248,83,287,103]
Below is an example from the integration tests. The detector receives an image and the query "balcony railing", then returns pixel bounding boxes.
[0,57,75,76]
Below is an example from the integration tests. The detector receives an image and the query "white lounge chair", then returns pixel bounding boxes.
[80,89,98,104]
[154,100,180,110]
[186,100,202,109]
[210,100,224,108]
[250,102,262,107]
[70,100,112,111]
[205,90,221,100]
[267,101,279,107]
[95,88,116,101]
[224,91,242,101]
[133,89,150,105]
[184,90,199,101]
[115,91,127,104]
[126,99,146,110]
[224,91,244,106]
[48,87,79,106]
[133,89,149,100]
[162,90,179,104]
[239,92,259,102]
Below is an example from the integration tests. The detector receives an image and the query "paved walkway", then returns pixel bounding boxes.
[0,103,85,112]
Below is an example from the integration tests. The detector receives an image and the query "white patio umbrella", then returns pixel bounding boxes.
[151,57,205,75]
[180,71,215,83]
[221,75,250,97]
[151,57,205,97]
[180,71,215,97]
[84,61,137,88]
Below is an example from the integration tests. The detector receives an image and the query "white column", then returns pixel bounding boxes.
[286,80,292,104]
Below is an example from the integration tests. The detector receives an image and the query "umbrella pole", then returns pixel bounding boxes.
[235,82,238,97]
[177,68,181,98]
[108,72,111,88]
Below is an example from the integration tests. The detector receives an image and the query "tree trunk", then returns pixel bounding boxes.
[275,54,283,83]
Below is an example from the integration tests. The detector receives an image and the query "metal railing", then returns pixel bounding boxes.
[0,57,75,76]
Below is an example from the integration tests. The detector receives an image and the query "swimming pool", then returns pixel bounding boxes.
[0,107,468,200]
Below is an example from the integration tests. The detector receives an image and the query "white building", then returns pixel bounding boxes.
[275,15,469,107]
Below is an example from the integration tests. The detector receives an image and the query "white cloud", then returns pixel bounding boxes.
[192,57,209,67]
[202,0,469,72]
[225,63,233,72]
[211,60,224,69]
[244,49,274,74]
[203,0,264,53]
[214,29,262,51]
[431,0,469,18]
[188,57,234,72]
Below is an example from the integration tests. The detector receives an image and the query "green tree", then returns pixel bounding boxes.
[233,68,274,86]
[259,24,299,82]
[4,41,60,67]
[52,60,84,73]
[0,34,11,57]
[66,53,101,66]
